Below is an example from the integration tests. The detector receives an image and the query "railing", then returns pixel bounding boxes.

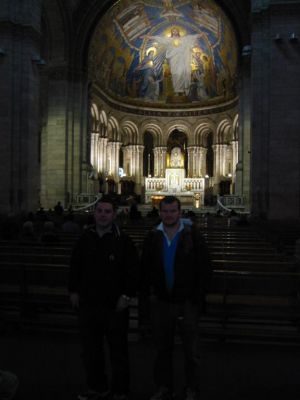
[144,178,166,191]
[145,177,204,192]
[183,178,204,191]
[218,195,245,211]
[73,193,102,211]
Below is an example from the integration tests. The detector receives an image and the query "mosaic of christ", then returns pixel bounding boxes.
[89,0,238,106]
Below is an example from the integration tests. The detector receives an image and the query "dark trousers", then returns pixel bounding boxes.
[150,298,199,392]
[78,304,129,395]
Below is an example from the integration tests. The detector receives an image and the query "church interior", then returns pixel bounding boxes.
[1,1,300,399]
[0,0,299,220]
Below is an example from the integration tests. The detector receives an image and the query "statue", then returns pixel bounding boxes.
[170,147,183,167]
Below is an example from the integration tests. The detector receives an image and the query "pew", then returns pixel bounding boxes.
[0,221,298,342]
[200,269,300,343]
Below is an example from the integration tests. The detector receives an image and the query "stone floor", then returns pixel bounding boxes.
[1,328,300,400]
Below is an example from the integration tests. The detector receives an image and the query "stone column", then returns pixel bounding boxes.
[231,140,238,184]
[187,146,202,177]
[90,133,99,169]
[153,147,160,177]
[199,147,207,177]
[123,145,144,193]
[250,1,300,219]
[212,144,221,189]
[136,145,144,191]
[98,137,108,173]
[236,44,251,207]
[219,144,228,177]
[41,66,77,207]
[187,147,193,177]
[122,146,130,177]
[0,0,43,212]
[153,146,167,177]
[106,141,122,182]
[106,142,113,178]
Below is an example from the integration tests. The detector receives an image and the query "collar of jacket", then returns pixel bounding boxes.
[89,223,121,238]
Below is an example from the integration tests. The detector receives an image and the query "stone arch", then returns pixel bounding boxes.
[107,116,120,141]
[42,0,70,62]
[232,114,239,141]
[71,1,116,71]
[194,120,216,146]
[99,110,108,137]
[139,120,163,147]
[216,118,233,144]
[91,102,100,132]
[143,131,155,177]
[164,120,192,146]
[121,120,139,145]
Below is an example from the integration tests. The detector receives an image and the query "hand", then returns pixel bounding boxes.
[116,295,130,312]
[69,292,80,309]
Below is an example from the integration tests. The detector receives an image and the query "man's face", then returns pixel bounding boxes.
[160,201,181,228]
[94,202,116,228]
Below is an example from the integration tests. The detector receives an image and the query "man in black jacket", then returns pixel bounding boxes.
[141,196,211,400]
[69,195,139,400]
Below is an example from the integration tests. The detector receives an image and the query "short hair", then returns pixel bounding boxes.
[159,196,181,210]
[95,195,117,211]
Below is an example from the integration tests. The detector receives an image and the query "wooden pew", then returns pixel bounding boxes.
[211,259,295,272]
[0,259,138,336]
[200,269,300,342]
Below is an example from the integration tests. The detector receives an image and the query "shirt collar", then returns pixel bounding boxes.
[157,219,185,236]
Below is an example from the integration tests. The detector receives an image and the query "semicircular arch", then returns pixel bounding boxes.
[216,118,233,143]
[164,120,192,146]
[232,114,239,141]
[139,120,163,147]
[121,120,139,145]
[194,120,216,146]
[107,116,120,141]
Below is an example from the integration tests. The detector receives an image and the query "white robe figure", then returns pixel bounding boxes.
[149,28,200,95]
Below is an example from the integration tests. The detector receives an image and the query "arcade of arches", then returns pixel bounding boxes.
[1,0,300,220]
[89,100,239,207]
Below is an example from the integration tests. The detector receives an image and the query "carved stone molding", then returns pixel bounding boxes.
[93,87,238,118]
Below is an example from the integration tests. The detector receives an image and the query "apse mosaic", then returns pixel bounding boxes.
[89,0,238,107]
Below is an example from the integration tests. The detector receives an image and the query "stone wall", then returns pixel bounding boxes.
[0,0,42,213]
[250,1,300,219]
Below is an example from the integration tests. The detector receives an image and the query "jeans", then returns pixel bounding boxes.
[78,304,129,394]
[150,298,199,392]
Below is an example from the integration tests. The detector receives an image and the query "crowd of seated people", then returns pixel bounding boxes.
[0,202,82,243]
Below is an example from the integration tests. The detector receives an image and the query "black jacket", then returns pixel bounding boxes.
[68,224,139,308]
[141,223,211,308]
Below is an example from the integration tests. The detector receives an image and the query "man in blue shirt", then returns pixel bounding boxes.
[141,196,211,400]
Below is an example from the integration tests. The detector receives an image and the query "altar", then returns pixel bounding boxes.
[145,168,205,206]
[144,146,205,206]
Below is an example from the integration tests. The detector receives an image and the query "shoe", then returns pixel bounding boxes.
[78,389,111,400]
[150,386,173,400]
[184,388,199,400]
